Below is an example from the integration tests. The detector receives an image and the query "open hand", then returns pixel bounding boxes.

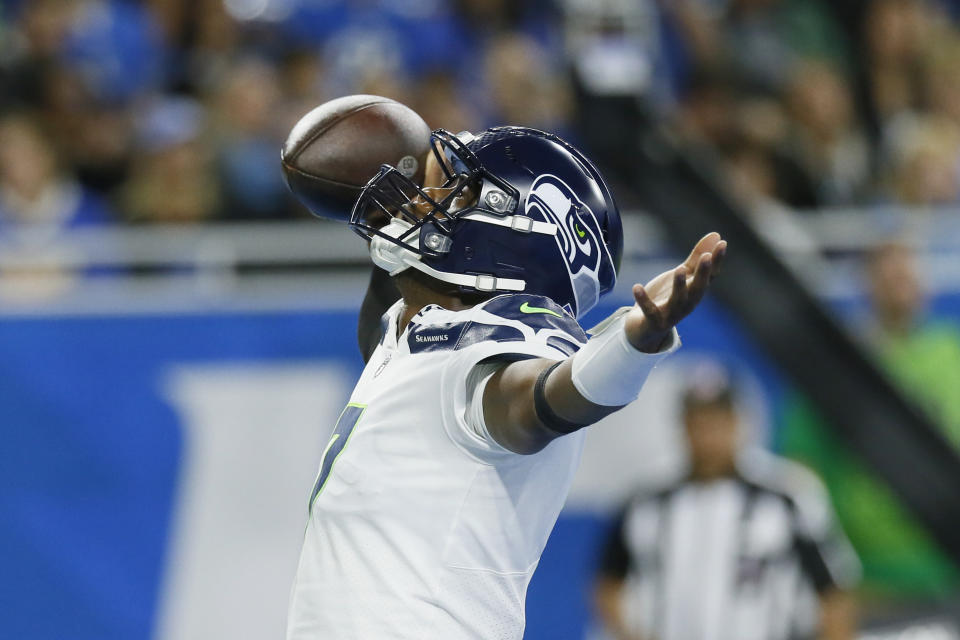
[624,232,727,352]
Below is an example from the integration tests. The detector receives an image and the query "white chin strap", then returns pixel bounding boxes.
[369,215,557,292]
[369,218,421,276]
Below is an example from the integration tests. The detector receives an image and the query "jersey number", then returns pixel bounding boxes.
[309,402,366,512]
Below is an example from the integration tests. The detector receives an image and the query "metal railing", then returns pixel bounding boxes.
[0,208,957,314]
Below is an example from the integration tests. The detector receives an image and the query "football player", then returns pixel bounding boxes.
[286,127,726,639]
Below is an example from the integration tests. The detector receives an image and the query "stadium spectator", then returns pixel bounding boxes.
[785,60,871,206]
[0,113,113,230]
[59,0,168,103]
[862,0,932,149]
[563,0,683,111]
[179,0,235,89]
[276,49,329,132]
[920,35,960,126]
[452,0,562,54]
[284,1,461,97]
[411,70,482,133]
[483,32,572,133]
[43,72,135,194]
[722,141,819,255]
[0,112,113,298]
[674,68,739,154]
[780,241,960,619]
[1,0,167,103]
[0,0,75,110]
[679,0,852,95]
[121,97,220,224]
[733,94,823,209]
[208,58,291,220]
[594,362,859,640]
[884,115,960,206]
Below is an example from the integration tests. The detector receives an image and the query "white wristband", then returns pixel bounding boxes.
[570,308,680,406]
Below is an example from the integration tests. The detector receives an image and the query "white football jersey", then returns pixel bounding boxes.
[287,293,593,640]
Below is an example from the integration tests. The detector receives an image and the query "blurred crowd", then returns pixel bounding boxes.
[781,240,960,621]
[5,0,960,231]
[0,0,570,227]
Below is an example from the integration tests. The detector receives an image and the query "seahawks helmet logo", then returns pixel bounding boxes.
[525,174,607,313]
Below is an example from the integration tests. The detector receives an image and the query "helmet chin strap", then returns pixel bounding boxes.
[369,218,421,276]
[369,217,528,292]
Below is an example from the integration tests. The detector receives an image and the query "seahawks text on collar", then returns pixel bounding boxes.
[415,334,450,343]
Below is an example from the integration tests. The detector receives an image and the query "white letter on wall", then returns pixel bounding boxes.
[155,363,349,640]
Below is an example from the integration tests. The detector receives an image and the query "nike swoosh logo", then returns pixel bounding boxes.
[575,224,586,238]
[520,302,562,317]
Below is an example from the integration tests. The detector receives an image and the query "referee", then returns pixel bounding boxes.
[593,365,860,640]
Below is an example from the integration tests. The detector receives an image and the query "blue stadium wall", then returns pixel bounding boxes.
[2,293,956,640]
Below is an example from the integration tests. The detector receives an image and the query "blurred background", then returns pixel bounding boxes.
[2,0,960,638]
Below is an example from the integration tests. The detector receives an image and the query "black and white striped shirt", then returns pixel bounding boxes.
[598,451,860,640]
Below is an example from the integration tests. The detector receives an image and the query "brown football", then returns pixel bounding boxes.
[281,95,432,220]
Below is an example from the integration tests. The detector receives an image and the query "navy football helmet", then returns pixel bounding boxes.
[349,127,623,318]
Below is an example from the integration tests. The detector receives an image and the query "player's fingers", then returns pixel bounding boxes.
[684,232,722,269]
[684,234,717,264]
[666,266,688,314]
[685,250,712,282]
[686,253,713,304]
[708,241,727,282]
[633,284,662,324]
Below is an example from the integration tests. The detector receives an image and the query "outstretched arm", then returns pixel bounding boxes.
[482,233,727,454]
